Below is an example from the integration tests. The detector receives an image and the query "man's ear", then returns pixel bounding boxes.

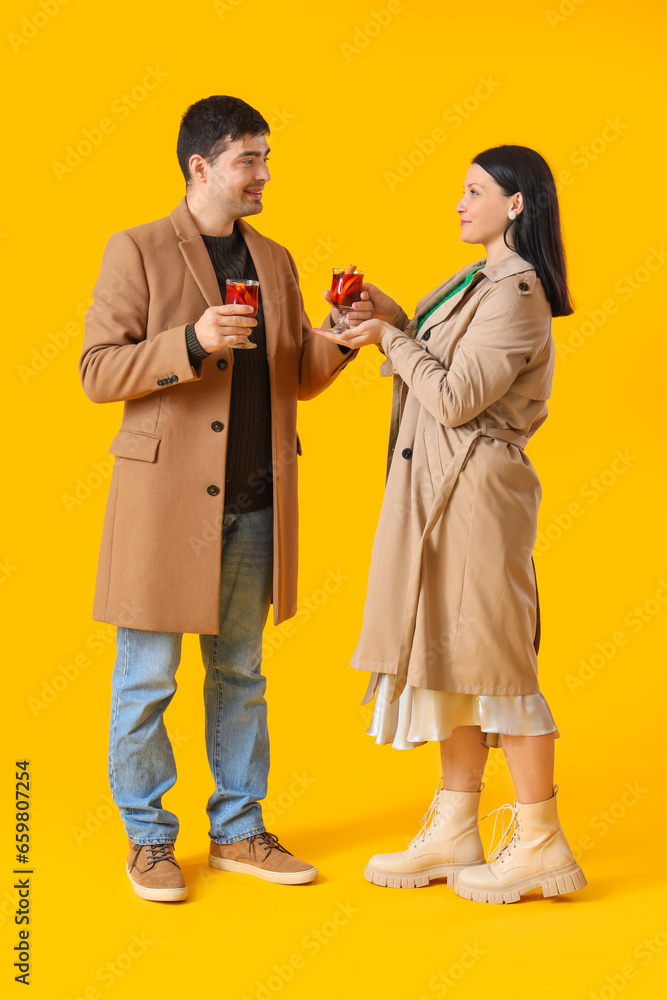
[188,154,208,184]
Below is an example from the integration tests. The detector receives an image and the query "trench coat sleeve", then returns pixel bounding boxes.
[283,249,359,401]
[379,284,549,428]
[392,308,410,331]
[377,306,410,360]
[80,231,203,404]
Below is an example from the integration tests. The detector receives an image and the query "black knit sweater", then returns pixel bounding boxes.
[186,225,272,514]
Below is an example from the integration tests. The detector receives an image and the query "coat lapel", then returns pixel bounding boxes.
[416,260,486,336]
[415,252,534,338]
[170,198,222,308]
[169,200,282,359]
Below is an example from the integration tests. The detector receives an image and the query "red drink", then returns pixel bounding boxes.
[331,269,364,311]
[225,279,259,316]
[224,279,260,349]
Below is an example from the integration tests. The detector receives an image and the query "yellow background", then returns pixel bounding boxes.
[2,0,666,996]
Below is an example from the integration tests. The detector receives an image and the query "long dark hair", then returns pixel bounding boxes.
[472,145,574,317]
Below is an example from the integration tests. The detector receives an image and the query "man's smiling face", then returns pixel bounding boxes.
[198,133,271,220]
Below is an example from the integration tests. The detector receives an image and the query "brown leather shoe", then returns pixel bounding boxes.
[126,841,188,902]
[209,832,318,885]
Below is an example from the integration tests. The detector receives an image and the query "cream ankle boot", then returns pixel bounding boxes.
[455,786,587,904]
[365,782,485,888]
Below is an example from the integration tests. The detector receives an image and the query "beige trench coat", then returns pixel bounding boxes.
[351,253,554,698]
[80,198,356,634]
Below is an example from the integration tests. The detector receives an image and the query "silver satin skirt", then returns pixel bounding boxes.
[365,672,559,750]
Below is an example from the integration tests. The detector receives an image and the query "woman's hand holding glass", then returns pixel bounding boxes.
[322,265,373,330]
[316,270,403,347]
[357,282,403,325]
[314,317,392,349]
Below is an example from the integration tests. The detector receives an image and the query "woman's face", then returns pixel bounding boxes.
[456,162,520,248]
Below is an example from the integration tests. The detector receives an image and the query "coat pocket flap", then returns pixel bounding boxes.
[109,430,161,463]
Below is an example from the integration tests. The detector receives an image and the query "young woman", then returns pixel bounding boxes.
[315,145,587,904]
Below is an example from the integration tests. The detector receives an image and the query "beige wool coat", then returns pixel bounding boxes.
[351,253,555,699]
[80,198,356,634]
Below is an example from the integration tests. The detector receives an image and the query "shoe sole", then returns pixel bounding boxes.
[364,859,485,889]
[126,866,188,902]
[209,855,318,885]
[454,860,587,904]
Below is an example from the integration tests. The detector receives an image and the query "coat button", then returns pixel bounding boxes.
[171,375,179,383]
[211,421,223,432]
[217,359,228,370]
[207,485,220,496]
[402,448,413,460]
[421,330,431,341]
[518,281,529,291]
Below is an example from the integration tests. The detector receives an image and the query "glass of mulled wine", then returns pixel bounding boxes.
[330,269,364,334]
[224,279,260,349]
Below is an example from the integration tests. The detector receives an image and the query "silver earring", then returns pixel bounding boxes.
[508,209,517,221]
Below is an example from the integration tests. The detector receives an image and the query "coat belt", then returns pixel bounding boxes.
[382,421,528,705]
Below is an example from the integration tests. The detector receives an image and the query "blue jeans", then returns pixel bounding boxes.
[109,507,274,845]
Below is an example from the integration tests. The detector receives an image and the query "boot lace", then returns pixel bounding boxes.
[247,832,293,858]
[412,778,444,845]
[482,803,518,862]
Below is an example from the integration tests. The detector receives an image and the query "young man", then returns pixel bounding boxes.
[80,95,365,902]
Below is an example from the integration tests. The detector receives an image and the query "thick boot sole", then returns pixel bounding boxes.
[364,859,484,889]
[126,866,187,902]
[209,854,318,885]
[455,860,587,904]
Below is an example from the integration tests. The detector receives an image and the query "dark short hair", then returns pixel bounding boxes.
[472,145,574,317]
[177,96,270,184]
